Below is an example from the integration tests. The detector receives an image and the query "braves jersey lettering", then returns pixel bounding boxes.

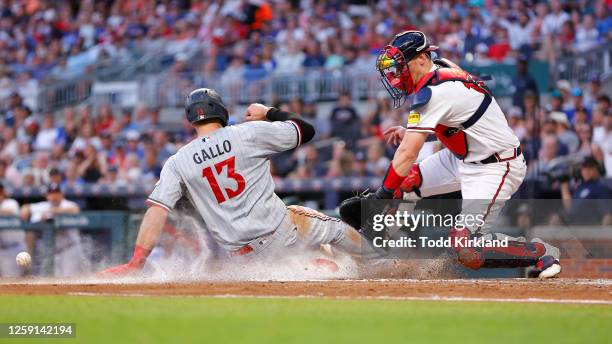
[148,120,300,250]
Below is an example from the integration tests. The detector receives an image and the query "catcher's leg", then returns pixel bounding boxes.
[454,158,560,278]
[400,148,462,200]
[287,205,379,258]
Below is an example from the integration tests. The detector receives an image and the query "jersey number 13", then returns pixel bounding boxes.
[202,156,246,204]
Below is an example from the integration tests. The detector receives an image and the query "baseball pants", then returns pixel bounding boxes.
[230,205,378,260]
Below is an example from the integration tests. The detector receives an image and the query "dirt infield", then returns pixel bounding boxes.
[1,279,611,303]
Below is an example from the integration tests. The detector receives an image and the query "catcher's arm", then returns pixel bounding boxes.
[390,131,428,177]
[98,205,167,276]
[339,131,428,237]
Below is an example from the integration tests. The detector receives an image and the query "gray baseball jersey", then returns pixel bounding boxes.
[148,120,302,250]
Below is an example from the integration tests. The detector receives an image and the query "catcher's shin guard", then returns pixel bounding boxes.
[449,228,546,270]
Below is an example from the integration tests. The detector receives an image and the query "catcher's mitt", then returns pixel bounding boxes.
[339,188,396,242]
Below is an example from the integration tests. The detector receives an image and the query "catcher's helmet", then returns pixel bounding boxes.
[376,31,438,108]
[185,88,229,126]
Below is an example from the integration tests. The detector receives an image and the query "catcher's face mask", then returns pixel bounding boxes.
[376,45,414,109]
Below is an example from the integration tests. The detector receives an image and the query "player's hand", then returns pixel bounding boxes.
[97,245,150,277]
[97,263,141,277]
[245,103,271,122]
[383,126,406,146]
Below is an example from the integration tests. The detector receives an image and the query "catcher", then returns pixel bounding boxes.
[339,31,561,279]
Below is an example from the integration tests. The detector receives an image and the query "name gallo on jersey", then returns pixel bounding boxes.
[192,140,232,164]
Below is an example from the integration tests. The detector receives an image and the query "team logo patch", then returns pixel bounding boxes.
[407,112,420,125]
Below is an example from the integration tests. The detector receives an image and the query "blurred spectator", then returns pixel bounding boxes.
[48,168,63,186]
[549,112,578,154]
[527,134,560,180]
[33,114,60,151]
[0,183,25,277]
[598,114,612,178]
[583,77,602,110]
[117,108,138,133]
[560,157,611,225]
[573,123,604,163]
[500,10,535,51]
[0,0,608,206]
[95,104,115,134]
[512,57,538,110]
[77,144,106,183]
[30,152,51,186]
[100,165,127,187]
[133,104,151,131]
[124,153,143,182]
[557,80,574,111]
[64,162,85,188]
[542,0,571,36]
[302,40,326,68]
[330,93,360,149]
[288,145,325,180]
[20,184,89,277]
[565,88,591,125]
[365,141,390,177]
[507,107,527,141]
[575,14,600,52]
[70,122,101,153]
[141,148,161,183]
[352,152,372,177]
[125,130,145,159]
[274,41,304,74]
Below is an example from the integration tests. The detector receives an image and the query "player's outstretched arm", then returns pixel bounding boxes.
[98,205,168,277]
[245,103,315,144]
[392,131,428,176]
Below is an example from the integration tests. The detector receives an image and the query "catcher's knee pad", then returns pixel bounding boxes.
[449,229,546,270]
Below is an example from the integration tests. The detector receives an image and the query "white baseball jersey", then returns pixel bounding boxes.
[29,199,81,249]
[148,120,301,250]
[405,66,520,163]
[0,198,22,244]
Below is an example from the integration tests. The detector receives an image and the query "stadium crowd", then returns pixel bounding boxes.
[0,0,610,199]
[1,0,611,99]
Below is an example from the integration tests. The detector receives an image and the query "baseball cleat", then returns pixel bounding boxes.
[536,255,561,279]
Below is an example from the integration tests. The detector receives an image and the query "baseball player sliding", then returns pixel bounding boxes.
[101,88,374,276]
[340,31,560,278]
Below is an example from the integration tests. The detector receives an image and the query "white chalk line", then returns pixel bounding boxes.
[4,277,612,286]
[65,292,612,305]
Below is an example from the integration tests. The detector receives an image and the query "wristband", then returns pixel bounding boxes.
[266,107,293,121]
[382,163,406,190]
[128,245,151,269]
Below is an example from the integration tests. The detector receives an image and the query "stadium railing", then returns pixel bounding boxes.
[0,213,129,275]
[553,42,612,83]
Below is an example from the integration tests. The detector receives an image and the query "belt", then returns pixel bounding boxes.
[229,213,297,257]
[229,230,276,257]
[230,244,254,257]
[471,147,522,165]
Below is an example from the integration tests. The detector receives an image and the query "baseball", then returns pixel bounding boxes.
[16,251,32,267]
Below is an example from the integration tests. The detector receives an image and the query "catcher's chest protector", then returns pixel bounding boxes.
[414,66,491,160]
